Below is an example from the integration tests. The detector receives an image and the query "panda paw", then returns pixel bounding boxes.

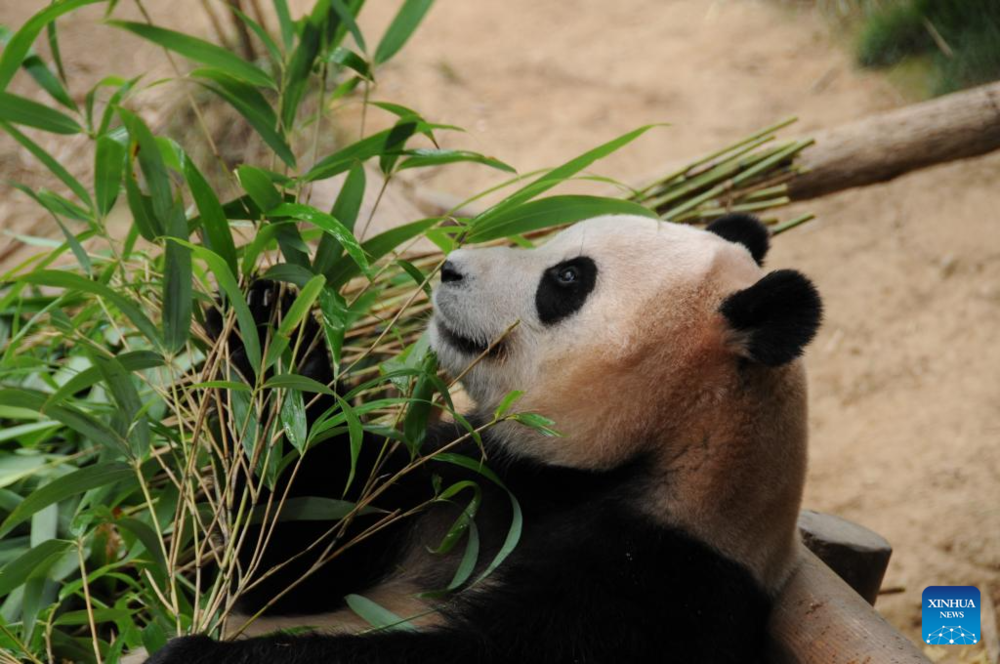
[143,635,220,664]
[204,279,333,386]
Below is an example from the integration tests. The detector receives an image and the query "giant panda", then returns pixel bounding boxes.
[148,212,822,664]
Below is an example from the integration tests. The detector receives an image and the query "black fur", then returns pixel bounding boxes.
[706,213,770,266]
[156,280,774,664]
[535,256,598,325]
[720,269,823,366]
[148,422,771,663]
[434,319,507,358]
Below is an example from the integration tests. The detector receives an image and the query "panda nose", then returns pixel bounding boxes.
[440,260,464,284]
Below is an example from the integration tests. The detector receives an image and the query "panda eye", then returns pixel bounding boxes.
[556,266,579,284]
[536,256,597,326]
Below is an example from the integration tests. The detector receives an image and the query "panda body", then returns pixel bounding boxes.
[149,214,822,664]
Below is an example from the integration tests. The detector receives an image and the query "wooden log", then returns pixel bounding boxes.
[768,548,931,664]
[789,81,1000,200]
[797,510,892,605]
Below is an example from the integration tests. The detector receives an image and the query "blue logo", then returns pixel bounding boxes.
[922,586,980,645]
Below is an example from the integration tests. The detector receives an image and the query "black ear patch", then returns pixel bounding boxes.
[535,256,598,326]
[706,213,770,266]
[720,270,822,367]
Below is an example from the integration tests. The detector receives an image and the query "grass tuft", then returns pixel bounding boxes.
[856,0,1000,95]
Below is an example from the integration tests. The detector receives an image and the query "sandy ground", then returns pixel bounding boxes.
[1,0,998,658]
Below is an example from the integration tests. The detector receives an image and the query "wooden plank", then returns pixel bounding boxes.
[768,548,931,664]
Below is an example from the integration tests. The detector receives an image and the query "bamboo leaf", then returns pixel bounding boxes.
[0,389,130,458]
[124,166,162,241]
[20,270,162,347]
[373,0,435,65]
[474,125,659,226]
[0,462,134,538]
[318,287,348,368]
[184,157,238,276]
[345,594,417,631]
[271,203,369,275]
[446,520,479,590]
[114,517,166,572]
[493,390,524,419]
[397,149,515,174]
[467,195,656,243]
[429,480,480,555]
[91,353,150,457]
[279,388,308,452]
[274,222,312,268]
[0,26,76,110]
[142,623,168,657]
[191,68,296,168]
[403,352,437,451]
[314,163,365,277]
[46,21,67,85]
[175,240,261,372]
[163,202,193,353]
[23,56,76,110]
[280,7,323,129]
[0,121,92,207]
[432,453,522,585]
[327,46,370,80]
[263,262,316,287]
[45,350,163,408]
[330,0,366,54]
[0,539,74,597]
[190,381,252,394]
[107,21,275,89]
[336,394,363,493]
[277,274,326,337]
[303,126,414,182]
[330,163,366,237]
[397,259,430,297]
[0,91,82,134]
[0,0,102,92]
[262,274,326,371]
[510,412,561,437]
[94,134,125,216]
[264,374,337,395]
[119,107,173,229]
[327,217,439,289]
[272,0,294,50]
[237,165,284,212]
[249,497,371,524]
[229,7,283,67]
[94,75,138,138]
[378,119,419,174]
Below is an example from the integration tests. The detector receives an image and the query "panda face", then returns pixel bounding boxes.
[431,215,763,452]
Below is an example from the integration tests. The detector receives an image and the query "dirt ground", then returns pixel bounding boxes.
[1,0,998,659]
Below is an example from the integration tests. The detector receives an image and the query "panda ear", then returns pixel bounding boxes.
[706,213,770,266]
[720,270,822,367]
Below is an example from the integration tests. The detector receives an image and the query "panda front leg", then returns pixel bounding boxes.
[205,279,436,614]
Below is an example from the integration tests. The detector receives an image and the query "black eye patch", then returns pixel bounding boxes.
[535,256,598,326]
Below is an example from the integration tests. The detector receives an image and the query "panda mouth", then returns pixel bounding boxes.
[436,319,504,358]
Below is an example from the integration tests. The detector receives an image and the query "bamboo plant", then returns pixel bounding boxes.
[0,2,813,661]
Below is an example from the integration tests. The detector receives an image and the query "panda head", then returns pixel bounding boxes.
[431,213,822,590]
